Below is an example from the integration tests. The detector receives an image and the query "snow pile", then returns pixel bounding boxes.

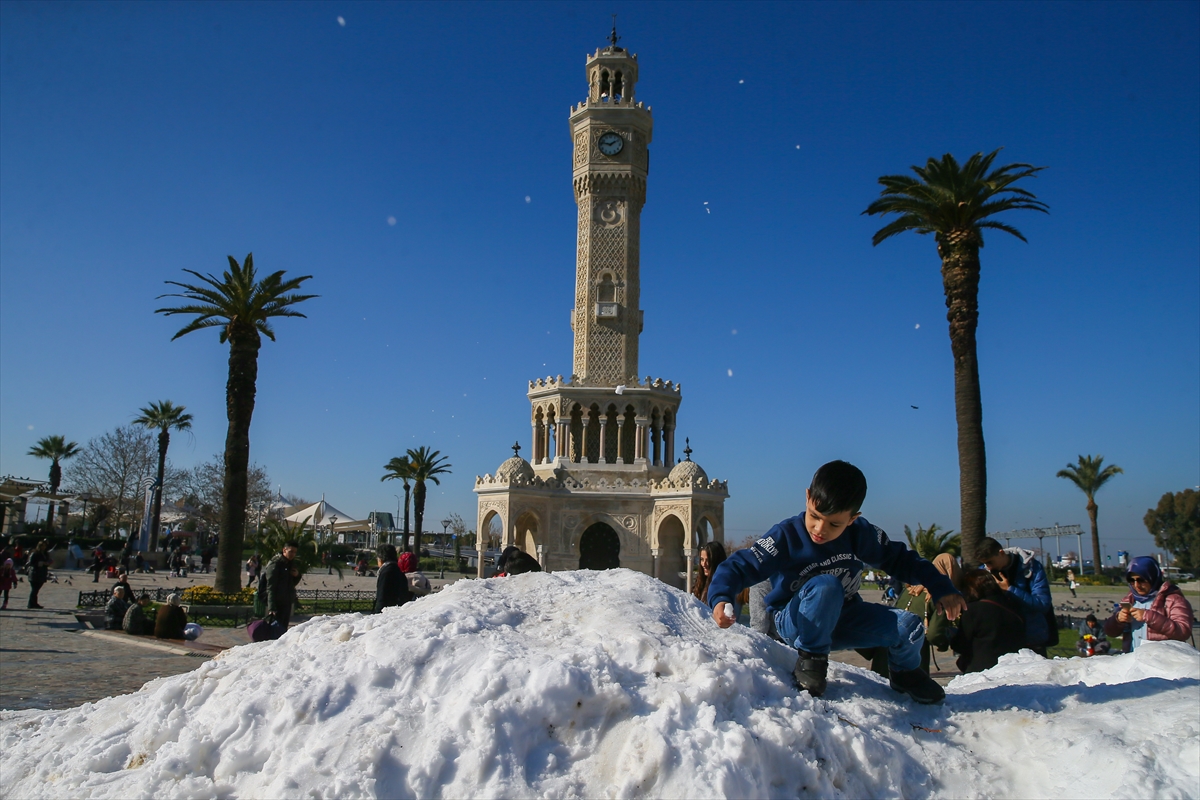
[2,570,1197,799]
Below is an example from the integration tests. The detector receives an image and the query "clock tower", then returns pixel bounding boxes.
[475,31,727,589]
[568,33,652,386]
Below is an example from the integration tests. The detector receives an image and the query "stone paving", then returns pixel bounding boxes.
[2,565,1191,712]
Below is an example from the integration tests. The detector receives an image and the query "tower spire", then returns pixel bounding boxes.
[608,14,620,48]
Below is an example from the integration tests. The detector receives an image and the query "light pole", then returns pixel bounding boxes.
[441,518,451,549]
[394,495,401,548]
[329,515,338,547]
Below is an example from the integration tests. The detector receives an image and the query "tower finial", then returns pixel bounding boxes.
[512,441,522,457]
[683,438,692,461]
[608,14,620,47]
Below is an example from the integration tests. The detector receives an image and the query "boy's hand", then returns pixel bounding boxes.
[712,602,736,629]
[993,572,1010,591]
[936,594,966,621]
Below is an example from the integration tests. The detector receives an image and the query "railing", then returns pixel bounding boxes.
[78,587,377,611]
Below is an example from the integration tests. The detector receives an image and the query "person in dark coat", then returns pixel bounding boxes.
[951,570,1028,673]
[373,544,411,613]
[27,540,52,608]
[155,593,188,640]
[123,593,155,635]
[104,586,129,630]
[502,550,543,575]
[495,545,521,575]
[264,541,301,630]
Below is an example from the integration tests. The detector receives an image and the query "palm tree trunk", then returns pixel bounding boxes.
[940,239,987,567]
[216,330,260,594]
[149,429,169,552]
[413,480,426,563]
[403,482,411,553]
[1087,498,1100,576]
[47,461,61,534]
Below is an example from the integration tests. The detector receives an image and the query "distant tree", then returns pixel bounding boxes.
[133,400,193,552]
[157,253,315,593]
[178,453,272,538]
[448,512,467,568]
[903,523,961,561]
[380,456,415,552]
[1145,489,1200,573]
[64,426,163,534]
[405,447,452,557]
[864,150,1048,566]
[1057,455,1123,575]
[27,435,81,533]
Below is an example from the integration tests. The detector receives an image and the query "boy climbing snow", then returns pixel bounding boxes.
[708,460,966,704]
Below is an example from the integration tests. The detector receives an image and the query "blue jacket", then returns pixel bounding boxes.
[707,514,960,615]
[998,548,1053,645]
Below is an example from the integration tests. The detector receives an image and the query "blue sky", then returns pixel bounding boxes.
[2,1,1197,562]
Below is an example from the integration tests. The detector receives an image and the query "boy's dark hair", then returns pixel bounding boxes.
[378,544,398,562]
[283,540,300,550]
[979,537,1005,559]
[808,461,867,515]
[504,551,543,575]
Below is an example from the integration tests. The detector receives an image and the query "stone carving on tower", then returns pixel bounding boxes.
[475,29,728,591]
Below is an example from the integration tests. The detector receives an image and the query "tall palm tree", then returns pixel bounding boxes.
[1057,455,1123,575]
[864,150,1048,566]
[27,435,81,533]
[903,523,961,561]
[381,456,414,552]
[405,447,452,557]
[133,400,193,552]
[156,253,315,593]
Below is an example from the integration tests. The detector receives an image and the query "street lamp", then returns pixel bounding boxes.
[329,515,338,546]
[441,518,451,549]
[394,495,401,548]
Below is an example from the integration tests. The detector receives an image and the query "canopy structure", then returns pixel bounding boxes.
[282,499,365,531]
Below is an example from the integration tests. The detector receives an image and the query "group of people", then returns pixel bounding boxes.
[102,584,201,640]
[702,460,1196,704]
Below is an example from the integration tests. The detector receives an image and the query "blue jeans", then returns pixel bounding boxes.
[774,573,924,672]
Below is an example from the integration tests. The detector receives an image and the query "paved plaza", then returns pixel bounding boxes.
[1,564,1188,712]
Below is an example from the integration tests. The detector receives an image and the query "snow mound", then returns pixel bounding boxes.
[2,570,1198,799]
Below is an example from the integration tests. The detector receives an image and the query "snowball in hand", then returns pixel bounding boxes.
[724,602,736,620]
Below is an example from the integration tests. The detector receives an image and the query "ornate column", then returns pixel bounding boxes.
[557,420,569,459]
[635,418,648,462]
[651,548,661,579]
[598,420,608,463]
[684,547,695,594]
[616,418,625,462]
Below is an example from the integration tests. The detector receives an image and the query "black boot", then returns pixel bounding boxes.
[889,667,945,704]
[792,650,829,697]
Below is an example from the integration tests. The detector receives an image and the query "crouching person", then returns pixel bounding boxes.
[123,593,156,635]
[708,461,965,704]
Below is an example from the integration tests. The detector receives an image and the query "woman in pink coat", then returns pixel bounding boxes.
[1105,556,1194,652]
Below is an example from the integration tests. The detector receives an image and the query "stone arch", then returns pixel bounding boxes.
[585,403,602,463]
[514,510,540,562]
[603,403,620,463]
[620,404,636,464]
[656,514,686,589]
[694,513,721,547]
[578,520,621,570]
[650,406,663,466]
[569,403,584,462]
[598,272,616,302]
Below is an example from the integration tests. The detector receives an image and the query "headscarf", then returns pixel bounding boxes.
[932,553,965,593]
[398,552,417,573]
[166,593,182,607]
[1126,556,1163,601]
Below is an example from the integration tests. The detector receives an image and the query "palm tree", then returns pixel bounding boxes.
[156,253,315,593]
[1057,455,1123,575]
[864,150,1048,566]
[27,435,81,533]
[405,446,452,557]
[133,400,193,552]
[381,456,415,552]
[903,523,961,561]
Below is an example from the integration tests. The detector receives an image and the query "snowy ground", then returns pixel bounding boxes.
[2,570,1197,799]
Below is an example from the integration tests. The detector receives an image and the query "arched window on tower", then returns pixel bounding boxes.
[599,69,611,101]
[598,273,616,302]
[613,71,623,101]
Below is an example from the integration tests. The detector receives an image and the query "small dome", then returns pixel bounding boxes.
[495,456,535,482]
[668,459,707,484]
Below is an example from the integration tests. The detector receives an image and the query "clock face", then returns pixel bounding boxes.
[598,132,624,156]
